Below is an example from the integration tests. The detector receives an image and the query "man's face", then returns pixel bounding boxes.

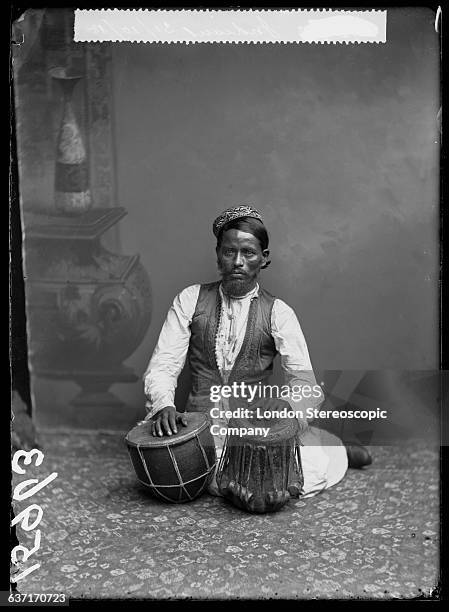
[216,229,269,297]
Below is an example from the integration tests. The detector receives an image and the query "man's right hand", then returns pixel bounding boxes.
[150,406,188,437]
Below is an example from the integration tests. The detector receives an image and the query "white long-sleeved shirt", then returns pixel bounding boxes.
[143,283,321,418]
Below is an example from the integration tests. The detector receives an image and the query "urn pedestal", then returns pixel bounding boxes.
[24,207,152,410]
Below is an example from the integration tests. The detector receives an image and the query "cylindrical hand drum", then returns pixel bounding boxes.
[216,416,303,513]
[125,413,217,503]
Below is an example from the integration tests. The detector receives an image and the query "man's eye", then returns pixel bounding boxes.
[223,249,234,256]
[243,250,256,256]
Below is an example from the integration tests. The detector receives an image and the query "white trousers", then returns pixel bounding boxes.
[299,426,348,497]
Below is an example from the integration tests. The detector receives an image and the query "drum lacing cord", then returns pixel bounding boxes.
[293,441,305,493]
[134,445,180,504]
[216,434,233,490]
[239,443,253,499]
[134,436,217,503]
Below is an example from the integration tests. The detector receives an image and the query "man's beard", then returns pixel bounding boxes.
[221,274,255,297]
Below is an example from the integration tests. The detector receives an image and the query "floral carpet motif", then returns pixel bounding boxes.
[11,432,439,600]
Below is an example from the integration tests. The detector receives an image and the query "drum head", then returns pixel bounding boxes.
[126,412,210,448]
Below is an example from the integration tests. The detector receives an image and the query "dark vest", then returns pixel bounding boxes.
[186,281,277,413]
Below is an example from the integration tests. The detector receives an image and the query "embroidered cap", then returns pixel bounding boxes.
[212,205,263,237]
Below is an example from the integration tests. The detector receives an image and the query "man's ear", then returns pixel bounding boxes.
[261,249,270,269]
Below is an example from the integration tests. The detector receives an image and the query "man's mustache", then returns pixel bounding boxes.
[222,271,248,278]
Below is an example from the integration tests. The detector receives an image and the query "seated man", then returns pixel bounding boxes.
[142,205,371,498]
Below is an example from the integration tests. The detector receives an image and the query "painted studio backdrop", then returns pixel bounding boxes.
[13,8,439,435]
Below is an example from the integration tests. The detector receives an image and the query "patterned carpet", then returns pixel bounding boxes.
[11,431,439,600]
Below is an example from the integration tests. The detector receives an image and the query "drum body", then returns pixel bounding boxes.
[217,417,304,513]
[125,412,216,503]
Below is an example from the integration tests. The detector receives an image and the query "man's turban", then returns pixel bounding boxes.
[212,205,263,238]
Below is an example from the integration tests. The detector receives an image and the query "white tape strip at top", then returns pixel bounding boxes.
[74,9,387,44]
